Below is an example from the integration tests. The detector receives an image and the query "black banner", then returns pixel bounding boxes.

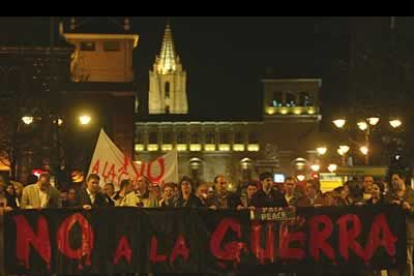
[3,206,407,274]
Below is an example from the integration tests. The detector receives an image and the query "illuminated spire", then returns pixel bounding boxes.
[156,23,179,74]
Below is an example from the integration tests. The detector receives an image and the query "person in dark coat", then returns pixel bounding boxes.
[0,176,17,209]
[251,172,288,208]
[176,176,203,208]
[366,182,385,206]
[76,174,111,209]
[206,175,243,210]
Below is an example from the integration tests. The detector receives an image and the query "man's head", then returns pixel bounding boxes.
[86,174,100,194]
[392,172,406,191]
[60,190,68,202]
[284,177,296,194]
[163,183,175,200]
[260,172,274,192]
[214,175,228,194]
[103,183,115,197]
[196,183,209,200]
[371,182,385,198]
[305,180,318,199]
[363,175,374,193]
[246,182,258,199]
[119,179,131,192]
[38,173,51,190]
[134,176,149,192]
[180,176,194,195]
[68,188,77,202]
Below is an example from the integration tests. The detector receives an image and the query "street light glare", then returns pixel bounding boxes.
[22,116,34,125]
[79,115,92,125]
[389,119,402,128]
[367,117,380,126]
[310,164,320,172]
[339,145,350,154]
[316,147,327,155]
[296,175,305,181]
[360,146,369,155]
[357,121,368,131]
[327,164,338,173]
[332,119,346,128]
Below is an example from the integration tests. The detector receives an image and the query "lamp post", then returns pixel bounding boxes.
[332,116,402,166]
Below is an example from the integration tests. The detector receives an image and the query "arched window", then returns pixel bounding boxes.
[285,92,296,107]
[205,132,215,144]
[177,131,186,144]
[220,132,229,144]
[165,82,170,98]
[191,133,199,144]
[149,132,158,144]
[163,132,172,144]
[235,132,243,144]
[135,131,144,144]
[165,105,170,114]
[271,91,283,107]
[299,92,313,106]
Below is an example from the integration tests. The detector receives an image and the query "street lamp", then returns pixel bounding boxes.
[327,164,338,173]
[296,175,305,181]
[332,118,346,128]
[21,116,34,125]
[316,147,327,156]
[360,146,369,155]
[79,115,91,125]
[389,119,402,128]
[367,117,380,126]
[310,164,320,172]
[357,121,368,131]
[339,145,350,154]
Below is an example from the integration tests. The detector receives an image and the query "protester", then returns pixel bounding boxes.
[206,175,242,210]
[21,173,61,209]
[159,182,176,208]
[176,176,203,208]
[251,172,288,208]
[76,174,111,209]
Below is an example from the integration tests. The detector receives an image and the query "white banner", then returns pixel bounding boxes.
[88,129,178,188]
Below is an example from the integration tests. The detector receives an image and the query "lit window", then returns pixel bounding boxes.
[190,144,202,151]
[204,144,216,151]
[135,144,144,152]
[177,144,187,151]
[162,144,173,151]
[286,92,296,107]
[299,92,313,107]
[248,144,260,152]
[233,144,245,151]
[271,91,283,107]
[219,144,230,151]
[148,144,159,151]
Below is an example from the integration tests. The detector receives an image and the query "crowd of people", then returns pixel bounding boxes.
[0,171,413,276]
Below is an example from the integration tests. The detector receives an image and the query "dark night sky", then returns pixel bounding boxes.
[0,17,351,123]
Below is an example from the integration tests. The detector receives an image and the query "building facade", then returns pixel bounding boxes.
[135,24,322,185]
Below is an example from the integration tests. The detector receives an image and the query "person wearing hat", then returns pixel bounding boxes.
[366,181,385,206]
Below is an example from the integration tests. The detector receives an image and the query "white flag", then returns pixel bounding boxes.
[88,129,179,188]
